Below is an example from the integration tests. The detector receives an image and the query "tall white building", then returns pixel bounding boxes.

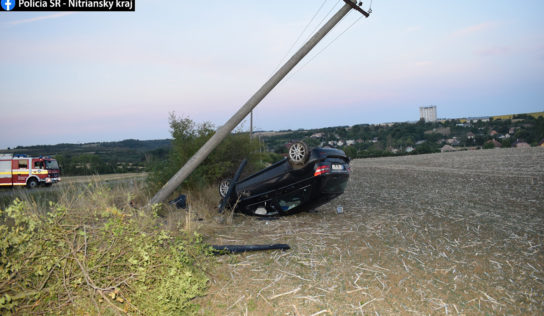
[420,106,437,122]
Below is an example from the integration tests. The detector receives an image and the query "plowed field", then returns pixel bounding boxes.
[199,147,544,315]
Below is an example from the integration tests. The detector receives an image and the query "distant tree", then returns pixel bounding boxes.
[415,142,438,154]
[501,138,513,148]
[474,135,487,146]
[515,129,530,142]
[343,146,357,159]
[483,142,495,149]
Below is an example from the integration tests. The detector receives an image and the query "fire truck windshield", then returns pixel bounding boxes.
[45,160,59,170]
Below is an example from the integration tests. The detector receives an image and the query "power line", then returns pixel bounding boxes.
[285,14,364,82]
[273,0,329,74]
[306,0,341,44]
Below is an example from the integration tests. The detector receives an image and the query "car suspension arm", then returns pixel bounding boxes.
[218,158,247,214]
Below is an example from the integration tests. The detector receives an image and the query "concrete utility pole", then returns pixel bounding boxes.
[150,0,369,205]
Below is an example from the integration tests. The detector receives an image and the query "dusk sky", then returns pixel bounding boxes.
[1,0,543,149]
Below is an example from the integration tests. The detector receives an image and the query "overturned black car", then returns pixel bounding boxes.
[218,142,350,216]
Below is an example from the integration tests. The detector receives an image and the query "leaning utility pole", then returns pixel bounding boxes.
[150,0,369,205]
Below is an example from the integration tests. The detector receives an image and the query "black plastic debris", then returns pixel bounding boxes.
[211,244,290,255]
[169,194,187,209]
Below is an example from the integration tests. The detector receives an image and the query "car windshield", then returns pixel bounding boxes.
[45,160,59,169]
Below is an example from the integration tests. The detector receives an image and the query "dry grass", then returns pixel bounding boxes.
[195,147,544,315]
[1,173,212,315]
[60,172,147,185]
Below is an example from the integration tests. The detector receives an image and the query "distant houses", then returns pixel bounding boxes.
[485,139,502,148]
[446,137,460,146]
[262,112,543,159]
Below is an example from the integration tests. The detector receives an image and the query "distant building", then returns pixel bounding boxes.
[420,106,437,122]
[446,137,460,146]
[486,139,502,148]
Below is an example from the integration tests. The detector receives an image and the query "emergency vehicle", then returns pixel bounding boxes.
[0,154,61,188]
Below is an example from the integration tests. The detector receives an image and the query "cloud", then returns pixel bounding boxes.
[5,12,73,26]
[452,22,497,37]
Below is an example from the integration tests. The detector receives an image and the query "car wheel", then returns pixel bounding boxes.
[288,141,309,165]
[218,179,231,198]
[27,178,39,189]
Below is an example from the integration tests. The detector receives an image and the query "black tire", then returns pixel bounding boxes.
[218,179,231,198]
[27,178,39,189]
[288,141,309,166]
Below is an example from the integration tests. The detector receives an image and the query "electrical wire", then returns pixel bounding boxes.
[284,14,364,82]
[305,0,341,44]
[276,0,329,70]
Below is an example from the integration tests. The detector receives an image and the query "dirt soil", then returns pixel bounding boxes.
[197,147,544,315]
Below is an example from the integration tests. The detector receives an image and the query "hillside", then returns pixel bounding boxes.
[260,113,544,158]
[0,139,171,176]
[2,113,542,176]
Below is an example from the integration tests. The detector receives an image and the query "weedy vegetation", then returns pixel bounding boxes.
[0,114,278,315]
[2,117,542,315]
[0,179,214,315]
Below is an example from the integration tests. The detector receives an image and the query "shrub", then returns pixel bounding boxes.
[483,141,495,149]
[147,113,264,194]
[0,183,212,315]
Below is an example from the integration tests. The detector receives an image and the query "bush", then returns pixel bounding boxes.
[0,184,212,315]
[483,141,495,149]
[147,113,264,194]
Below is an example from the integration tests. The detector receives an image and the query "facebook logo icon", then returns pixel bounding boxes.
[1,0,15,11]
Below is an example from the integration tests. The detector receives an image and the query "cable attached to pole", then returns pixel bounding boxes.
[283,14,364,82]
[278,0,329,67]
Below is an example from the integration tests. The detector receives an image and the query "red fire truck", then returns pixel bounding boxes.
[0,154,61,188]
